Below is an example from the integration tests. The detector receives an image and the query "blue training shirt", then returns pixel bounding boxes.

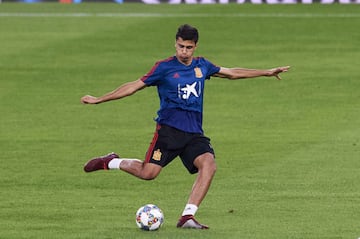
[141,56,220,134]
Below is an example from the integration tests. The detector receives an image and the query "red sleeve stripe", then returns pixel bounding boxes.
[140,56,174,82]
[141,61,161,82]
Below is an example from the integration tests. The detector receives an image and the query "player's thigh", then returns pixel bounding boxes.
[180,136,215,174]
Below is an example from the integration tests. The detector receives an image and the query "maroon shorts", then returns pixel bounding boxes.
[144,124,215,174]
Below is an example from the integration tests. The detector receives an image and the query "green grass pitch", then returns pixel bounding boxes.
[1,3,360,239]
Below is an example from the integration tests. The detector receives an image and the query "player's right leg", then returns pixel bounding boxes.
[83,124,167,180]
[84,154,162,180]
[118,159,162,180]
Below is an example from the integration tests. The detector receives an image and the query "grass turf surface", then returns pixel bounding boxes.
[1,3,360,239]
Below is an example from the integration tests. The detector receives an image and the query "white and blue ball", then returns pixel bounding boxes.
[135,204,164,231]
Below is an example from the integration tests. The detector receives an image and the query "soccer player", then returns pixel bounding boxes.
[81,24,289,229]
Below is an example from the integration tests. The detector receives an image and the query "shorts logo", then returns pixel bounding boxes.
[194,67,203,78]
[152,149,162,161]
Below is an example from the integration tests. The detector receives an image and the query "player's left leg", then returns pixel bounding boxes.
[188,152,217,206]
[177,152,216,229]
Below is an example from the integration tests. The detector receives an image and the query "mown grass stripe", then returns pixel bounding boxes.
[0,12,360,17]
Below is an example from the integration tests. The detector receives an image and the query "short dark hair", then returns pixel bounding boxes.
[176,24,199,43]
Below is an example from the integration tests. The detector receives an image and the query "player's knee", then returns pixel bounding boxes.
[140,172,158,181]
[139,166,161,180]
[206,159,217,175]
[196,153,217,175]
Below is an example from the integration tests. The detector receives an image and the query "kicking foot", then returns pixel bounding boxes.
[176,215,209,229]
[83,153,119,172]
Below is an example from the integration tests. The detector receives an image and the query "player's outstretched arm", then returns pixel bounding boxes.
[214,66,290,80]
[81,79,147,104]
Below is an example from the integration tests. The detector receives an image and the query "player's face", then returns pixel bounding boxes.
[175,37,197,65]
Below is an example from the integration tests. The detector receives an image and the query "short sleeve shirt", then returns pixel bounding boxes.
[141,56,220,133]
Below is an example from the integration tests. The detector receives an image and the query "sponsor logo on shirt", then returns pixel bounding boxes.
[178,81,201,100]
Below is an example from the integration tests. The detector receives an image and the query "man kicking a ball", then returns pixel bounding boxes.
[81,24,289,229]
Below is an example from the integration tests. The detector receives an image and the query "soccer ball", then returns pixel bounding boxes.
[135,204,164,231]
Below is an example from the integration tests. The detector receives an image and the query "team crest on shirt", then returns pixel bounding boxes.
[152,149,162,161]
[194,67,203,78]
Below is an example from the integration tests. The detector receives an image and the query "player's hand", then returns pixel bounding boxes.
[81,95,99,104]
[269,66,290,80]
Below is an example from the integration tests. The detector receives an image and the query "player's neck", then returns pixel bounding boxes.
[176,56,193,66]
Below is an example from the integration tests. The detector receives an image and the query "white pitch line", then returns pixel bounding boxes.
[0,12,360,18]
